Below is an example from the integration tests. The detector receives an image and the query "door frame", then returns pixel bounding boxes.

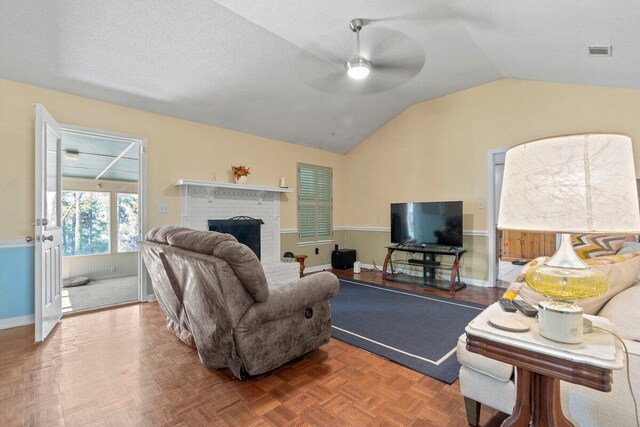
[487,148,507,287]
[60,124,148,303]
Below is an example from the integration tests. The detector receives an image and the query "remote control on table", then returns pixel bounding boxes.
[499,298,518,313]
[512,299,539,317]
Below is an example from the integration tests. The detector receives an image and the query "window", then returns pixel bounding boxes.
[117,193,139,252]
[298,163,332,243]
[61,191,110,256]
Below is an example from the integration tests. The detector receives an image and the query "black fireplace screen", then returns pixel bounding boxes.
[208,216,264,260]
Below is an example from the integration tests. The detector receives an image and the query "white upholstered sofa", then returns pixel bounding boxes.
[457,261,640,426]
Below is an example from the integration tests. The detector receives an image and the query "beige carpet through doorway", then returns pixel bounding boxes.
[62,275,138,313]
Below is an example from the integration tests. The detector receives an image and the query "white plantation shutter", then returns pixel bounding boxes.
[298,163,333,242]
[298,205,316,239]
[316,205,332,238]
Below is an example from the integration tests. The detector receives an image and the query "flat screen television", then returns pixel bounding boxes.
[390,201,463,248]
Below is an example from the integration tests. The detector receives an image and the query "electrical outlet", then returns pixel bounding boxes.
[159,203,169,214]
[315,247,319,255]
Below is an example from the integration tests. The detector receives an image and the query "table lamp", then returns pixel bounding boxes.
[498,134,640,343]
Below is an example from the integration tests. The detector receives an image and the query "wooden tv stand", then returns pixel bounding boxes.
[382,245,467,296]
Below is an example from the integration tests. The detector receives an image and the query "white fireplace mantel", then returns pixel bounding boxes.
[175,179,294,194]
[176,179,299,285]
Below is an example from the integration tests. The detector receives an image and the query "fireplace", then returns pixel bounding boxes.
[178,180,299,285]
[208,216,264,260]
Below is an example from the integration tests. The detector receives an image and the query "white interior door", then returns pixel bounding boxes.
[488,148,507,286]
[494,161,505,264]
[35,104,63,342]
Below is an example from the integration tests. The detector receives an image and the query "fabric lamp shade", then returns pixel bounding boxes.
[498,134,640,234]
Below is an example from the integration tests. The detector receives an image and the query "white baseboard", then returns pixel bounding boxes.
[307,262,492,287]
[358,262,380,271]
[305,264,332,274]
[0,314,34,330]
[463,277,491,287]
[357,263,490,288]
[145,293,157,302]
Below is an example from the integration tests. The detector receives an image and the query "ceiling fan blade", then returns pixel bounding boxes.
[294,49,352,94]
[295,25,425,96]
[365,29,418,62]
[300,31,353,67]
[304,44,346,68]
[374,56,424,72]
[372,64,418,80]
[306,70,348,90]
[364,9,495,29]
[364,12,437,24]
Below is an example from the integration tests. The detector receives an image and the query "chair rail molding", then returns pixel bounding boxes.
[281,227,489,236]
[0,238,34,248]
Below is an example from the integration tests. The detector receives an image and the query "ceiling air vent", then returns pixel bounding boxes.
[588,46,612,56]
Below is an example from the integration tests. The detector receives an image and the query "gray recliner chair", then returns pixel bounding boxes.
[140,226,340,378]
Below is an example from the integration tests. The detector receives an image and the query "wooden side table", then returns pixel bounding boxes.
[294,255,308,278]
[465,303,623,427]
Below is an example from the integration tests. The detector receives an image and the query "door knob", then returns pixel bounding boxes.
[26,236,34,243]
[42,235,54,241]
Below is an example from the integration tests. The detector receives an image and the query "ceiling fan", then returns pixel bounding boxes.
[295,18,425,95]
[345,19,371,80]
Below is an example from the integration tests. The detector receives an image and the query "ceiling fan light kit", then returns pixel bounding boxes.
[346,18,371,80]
[346,57,371,80]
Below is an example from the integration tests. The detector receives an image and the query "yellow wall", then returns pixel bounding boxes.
[345,79,640,229]
[0,78,345,240]
[344,79,640,280]
[4,78,640,281]
[281,230,346,270]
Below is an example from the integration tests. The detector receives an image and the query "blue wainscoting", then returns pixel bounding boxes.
[0,246,34,324]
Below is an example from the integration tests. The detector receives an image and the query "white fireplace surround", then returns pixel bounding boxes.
[176,180,299,284]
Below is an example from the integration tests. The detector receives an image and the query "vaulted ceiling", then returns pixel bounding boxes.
[1,1,639,153]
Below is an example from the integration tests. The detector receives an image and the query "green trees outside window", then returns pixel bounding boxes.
[117,193,139,252]
[61,191,110,256]
[61,191,139,256]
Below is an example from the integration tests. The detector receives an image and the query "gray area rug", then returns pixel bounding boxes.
[331,278,486,384]
[63,275,138,312]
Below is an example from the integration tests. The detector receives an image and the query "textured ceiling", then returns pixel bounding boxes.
[1,1,639,153]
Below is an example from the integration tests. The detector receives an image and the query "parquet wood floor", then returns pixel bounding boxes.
[0,269,507,426]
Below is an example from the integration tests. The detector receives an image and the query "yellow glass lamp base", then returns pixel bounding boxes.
[525,233,610,302]
[525,264,609,301]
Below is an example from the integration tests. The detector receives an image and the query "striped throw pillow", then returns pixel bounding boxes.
[571,235,635,260]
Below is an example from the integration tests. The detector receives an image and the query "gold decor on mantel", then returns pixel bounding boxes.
[232,165,250,184]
